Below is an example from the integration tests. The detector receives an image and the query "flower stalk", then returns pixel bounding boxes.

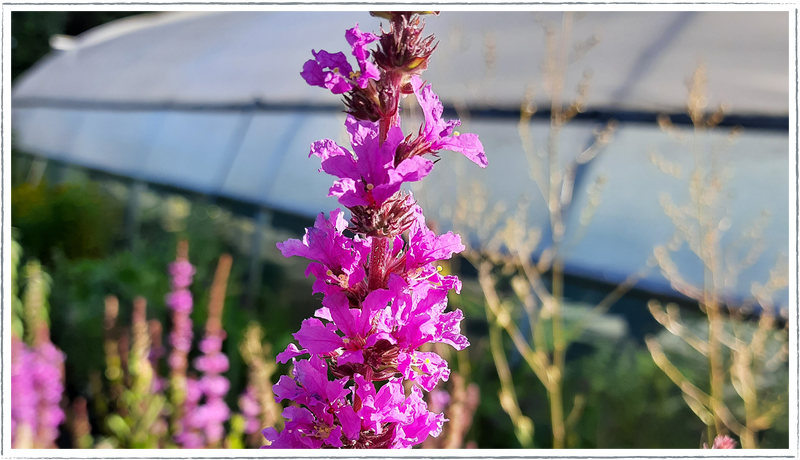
[455,12,621,448]
[647,65,789,449]
[266,12,486,449]
[11,255,66,449]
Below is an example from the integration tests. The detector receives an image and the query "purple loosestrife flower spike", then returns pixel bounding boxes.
[239,385,262,434]
[166,249,195,363]
[31,342,67,446]
[187,254,233,447]
[272,13,482,449]
[11,336,66,448]
[166,242,196,444]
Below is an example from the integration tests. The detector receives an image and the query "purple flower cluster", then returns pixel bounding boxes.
[239,385,262,435]
[301,24,379,94]
[174,378,205,448]
[175,362,231,449]
[11,336,65,448]
[165,253,198,447]
[192,334,231,444]
[265,13,486,449]
[166,250,232,448]
[166,257,195,373]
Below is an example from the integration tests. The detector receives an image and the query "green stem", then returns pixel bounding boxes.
[551,257,566,448]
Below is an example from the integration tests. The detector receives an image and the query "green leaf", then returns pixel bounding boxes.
[106,414,131,441]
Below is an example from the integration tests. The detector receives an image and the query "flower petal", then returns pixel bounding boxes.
[293,318,344,355]
[276,343,308,364]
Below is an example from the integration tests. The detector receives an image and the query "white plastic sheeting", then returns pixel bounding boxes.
[13,11,789,112]
[413,119,789,305]
[11,11,790,306]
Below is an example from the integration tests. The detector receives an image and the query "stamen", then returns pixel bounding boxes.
[316,424,332,439]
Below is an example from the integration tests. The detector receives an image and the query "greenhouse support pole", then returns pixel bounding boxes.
[26,155,49,186]
[245,207,272,311]
[125,179,146,251]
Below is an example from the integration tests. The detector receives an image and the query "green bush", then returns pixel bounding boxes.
[12,181,123,263]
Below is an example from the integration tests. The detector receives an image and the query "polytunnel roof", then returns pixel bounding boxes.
[11,11,791,307]
[13,11,789,113]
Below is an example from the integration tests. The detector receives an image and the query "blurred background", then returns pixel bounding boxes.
[9,10,790,449]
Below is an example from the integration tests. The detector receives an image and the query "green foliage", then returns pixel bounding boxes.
[12,181,123,264]
[569,340,704,448]
[12,177,311,420]
[100,381,169,448]
[649,317,790,449]
[11,237,55,346]
[467,333,533,448]
[49,249,168,391]
[22,260,52,345]
[11,236,25,338]
[226,414,247,449]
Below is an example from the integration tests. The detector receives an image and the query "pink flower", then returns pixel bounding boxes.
[277,208,370,296]
[174,431,204,449]
[405,204,466,270]
[310,116,432,209]
[404,76,488,168]
[386,276,469,352]
[202,398,231,443]
[239,386,262,434]
[397,350,450,392]
[165,289,193,312]
[353,375,445,448]
[200,375,230,397]
[169,259,196,288]
[12,338,66,448]
[301,25,380,94]
[274,356,349,407]
[352,375,407,434]
[199,335,225,354]
[186,377,203,404]
[265,357,355,448]
[194,353,229,374]
[276,343,308,363]
[279,289,395,368]
[705,435,737,449]
[301,50,354,94]
[345,25,381,87]
[11,339,37,445]
[264,406,345,448]
[429,389,450,413]
[393,385,446,448]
